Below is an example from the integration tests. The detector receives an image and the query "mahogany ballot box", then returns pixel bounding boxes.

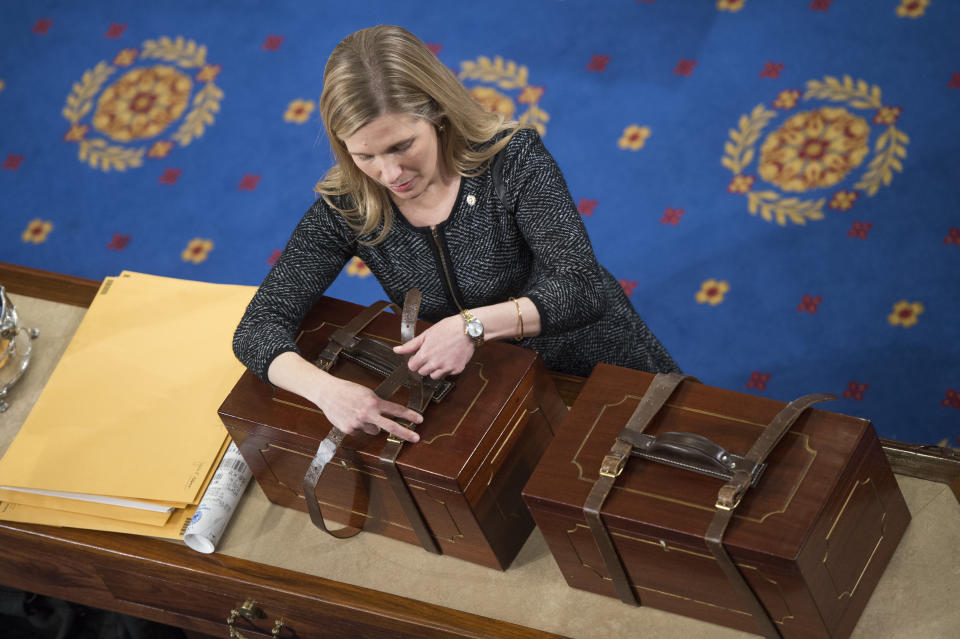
[218,295,567,570]
[522,364,910,638]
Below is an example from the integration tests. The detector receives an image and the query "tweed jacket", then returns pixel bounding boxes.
[233,128,679,380]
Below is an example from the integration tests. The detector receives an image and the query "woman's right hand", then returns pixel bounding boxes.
[316,376,423,443]
[267,351,422,443]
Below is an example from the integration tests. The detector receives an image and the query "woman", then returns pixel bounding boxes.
[233,25,679,444]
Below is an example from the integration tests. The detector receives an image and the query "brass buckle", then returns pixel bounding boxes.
[315,356,334,372]
[386,434,404,444]
[599,454,626,478]
[715,483,746,511]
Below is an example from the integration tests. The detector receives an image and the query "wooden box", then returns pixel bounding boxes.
[522,364,910,637]
[218,296,567,570]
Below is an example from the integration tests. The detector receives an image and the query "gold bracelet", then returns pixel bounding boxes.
[509,297,524,340]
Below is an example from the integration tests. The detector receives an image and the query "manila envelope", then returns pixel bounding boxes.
[0,487,173,526]
[0,429,231,527]
[0,273,255,503]
[0,499,196,540]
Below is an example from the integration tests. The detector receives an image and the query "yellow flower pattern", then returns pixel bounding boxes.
[284,99,315,124]
[728,175,755,193]
[696,279,730,305]
[93,66,193,142]
[773,90,800,110]
[182,238,214,263]
[618,125,651,151]
[64,124,89,142]
[888,300,924,327]
[195,65,221,83]
[874,106,902,125]
[458,56,549,134]
[148,140,173,158]
[22,219,54,243]
[896,0,929,18]
[722,75,910,226]
[517,86,545,104]
[113,48,139,67]
[829,190,858,210]
[717,0,746,12]
[758,107,869,192]
[346,257,372,277]
[62,36,224,172]
[470,87,515,119]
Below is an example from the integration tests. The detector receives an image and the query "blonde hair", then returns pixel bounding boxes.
[317,25,523,244]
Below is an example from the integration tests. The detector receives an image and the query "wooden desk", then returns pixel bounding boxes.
[1,262,958,639]
[0,263,566,639]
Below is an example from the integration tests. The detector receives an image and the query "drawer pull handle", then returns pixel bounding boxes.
[228,600,285,638]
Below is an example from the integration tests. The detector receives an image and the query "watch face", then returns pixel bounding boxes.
[466,319,483,338]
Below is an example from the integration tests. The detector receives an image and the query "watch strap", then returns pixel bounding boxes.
[460,309,484,346]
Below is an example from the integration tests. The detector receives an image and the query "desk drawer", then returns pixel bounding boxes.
[99,566,434,639]
[0,519,559,639]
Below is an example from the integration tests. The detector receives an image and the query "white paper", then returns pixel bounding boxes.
[183,442,252,553]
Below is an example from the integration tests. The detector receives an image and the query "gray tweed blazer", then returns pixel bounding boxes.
[233,128,679,380]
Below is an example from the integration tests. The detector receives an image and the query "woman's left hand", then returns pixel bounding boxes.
[393,314,474,379]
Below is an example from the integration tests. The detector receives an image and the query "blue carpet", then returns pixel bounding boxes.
[2,0,958,445]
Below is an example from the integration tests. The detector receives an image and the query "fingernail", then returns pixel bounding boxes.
[412,434,420,443]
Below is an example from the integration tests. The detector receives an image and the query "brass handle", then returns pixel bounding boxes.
[227,600,286,638]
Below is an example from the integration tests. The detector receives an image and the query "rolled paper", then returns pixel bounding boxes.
[183,441,252,554]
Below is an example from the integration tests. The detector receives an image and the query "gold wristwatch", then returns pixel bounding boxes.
[461,309,484,347]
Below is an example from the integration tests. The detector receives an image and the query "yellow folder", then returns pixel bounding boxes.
[0,272,255,503]
[0,431,230,527]
[0,499,196,540]
[0,487,173,526]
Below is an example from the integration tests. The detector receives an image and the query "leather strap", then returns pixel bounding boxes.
[704,393,835,639]
[304,298,401,537]
[583,373,835,625]
[303,291,440,550]
[315,299,399,371]
[374,289,441,554]
[344,338,453,401]
[302,427,361,537]
[583,373,697,605]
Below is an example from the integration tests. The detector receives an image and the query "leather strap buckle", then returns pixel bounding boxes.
[599,453,627,478]
[386,434,404,444]
[315,356,335,372]
[715,470,751,510]
[715,483,746,511]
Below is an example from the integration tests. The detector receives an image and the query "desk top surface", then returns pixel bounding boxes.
[2,291,958,639]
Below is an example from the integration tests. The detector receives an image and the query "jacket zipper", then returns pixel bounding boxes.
[431,225,464,312]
